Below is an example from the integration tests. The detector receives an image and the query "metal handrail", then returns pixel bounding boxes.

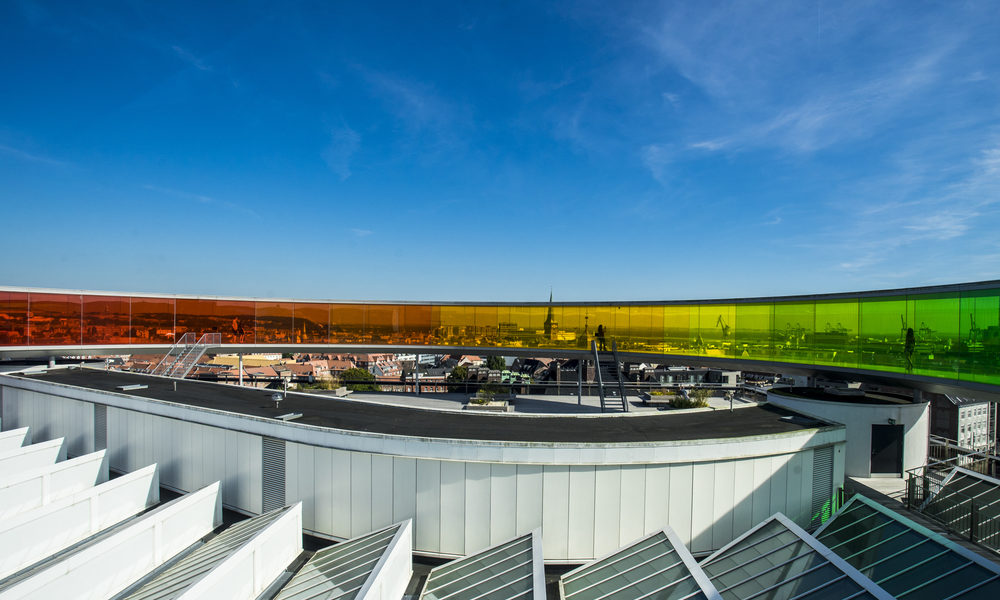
[611,339,628,412]
[591,340,606,412]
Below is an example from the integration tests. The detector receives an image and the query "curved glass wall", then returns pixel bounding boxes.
[1,284,998,385]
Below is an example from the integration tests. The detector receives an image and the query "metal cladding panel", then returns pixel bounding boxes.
[489,462,516,544]
[330,448,351,538]
[668,463,694,547]
[392,456,417,526]
[262,436,286,513]
[371,453,393,529]
[93,404,106,451]
[298,443,316,531]
[464,461,491,554]
[415,458,441,551]
[750,456,773,525]
[690,461,717,554]
[314,445,333,534]
[515,464,543,536]
[351,451,373,537]
[593,466,621,557]
[712,460,736,550]
[542,465,570,559]
[785,452,805,523]
[439,460,466,555]
[619,465,645,546]
[568,465,597,558]
[731,457,755,539]
[643,464,669,536]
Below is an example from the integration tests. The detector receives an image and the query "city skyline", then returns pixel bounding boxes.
[2,2,999,301]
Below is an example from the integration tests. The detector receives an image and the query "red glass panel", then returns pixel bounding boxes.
[256,302,293,343]
[83,295,130,345]
[130,297,176,344]
[176,299,254,343]
[367,304,403,345]
[29,293,82,345]
[331,304,366,343]
[0,292,29,346]
[293,303,329,344]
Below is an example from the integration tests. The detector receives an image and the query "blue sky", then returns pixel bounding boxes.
[1,1,999,302]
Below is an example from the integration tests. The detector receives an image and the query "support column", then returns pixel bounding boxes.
[577,360,583,405]
[238,353,244,387]
[415,354,420,395]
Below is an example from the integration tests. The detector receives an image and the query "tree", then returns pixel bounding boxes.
[486,355,505,371]
[339,367,378,392]
[447,365,469,382]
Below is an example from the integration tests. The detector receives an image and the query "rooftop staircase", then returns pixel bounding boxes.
[592,339,628,413]
[149,332,221,378]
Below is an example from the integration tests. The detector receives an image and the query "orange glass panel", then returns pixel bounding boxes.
[256,302,293,343]
[294,303,329,344]
[29,293,81,345]
[0,292,28,345]
[331,304,366,343]
[403,305,437,345]
[367,304,403,345]
[175,299,254,343]
[83,295,130,345]
[130,297,175,343]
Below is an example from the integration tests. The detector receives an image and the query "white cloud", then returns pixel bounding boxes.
[170,45,211,71]
[323,124,360,180]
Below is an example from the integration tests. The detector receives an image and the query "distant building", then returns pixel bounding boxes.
[929,393,997,452]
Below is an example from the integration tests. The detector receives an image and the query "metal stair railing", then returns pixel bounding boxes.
[149,333,197,376]
[150,332,221,379]
[591,340,607,412]
[611,339,628,412]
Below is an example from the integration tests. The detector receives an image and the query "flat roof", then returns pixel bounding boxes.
[16,370,828,444]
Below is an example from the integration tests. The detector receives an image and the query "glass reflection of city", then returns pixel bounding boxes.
[1,284,999,385]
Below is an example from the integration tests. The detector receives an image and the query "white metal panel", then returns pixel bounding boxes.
[711,460,735,550]
[751,455,772,525]
[415,459,440,551]
[489,462,516,544]
[284,440,299,509]
[248,433,263,514]
[0,438,64,474]
[769,452,792,516]
[618,465,645,546]
[351,452,373,537]
[542,465,569,559]
[592,466,621,556]
[668,463,693,546]
[299,444,316,530]
[0,464,159,580]
[330,448,352,538]
[0,451,106,520]
[785,451,805,524]
[643,464,669,536]
[731,457,755,538]
[371,454,393,530]
[800,447,815,528]
[314,445,333,534]
[0,427,29,453]
[567,466,596,561]
[358,519,413,600]
[464,462,491,554]
[690,461,716,554]
[392,457,416,526]
[515,464,543,537]
[439,460,466,555]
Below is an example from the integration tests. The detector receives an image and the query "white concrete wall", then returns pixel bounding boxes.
[0,427,30,453]
[0,482,222,600]
[358,520,413,600]
[0,450,108,520]
[0,438,65,474]
[0,464,159,579]
[1,389,94,457]
[767,392,928,477]
[179,503,303,600]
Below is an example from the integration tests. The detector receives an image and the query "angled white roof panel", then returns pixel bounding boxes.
[420,529,544,600]
[0,438,64,474]
[815,493,1000,599]
[122,503,302,600]
[0,427,30,454]
[274,520,412,600]
[560,527,721,600]
[701,513,892,600]
[0,450,107,519]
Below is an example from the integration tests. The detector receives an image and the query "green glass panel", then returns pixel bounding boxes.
[814,300,859,369]
[696,304,735,357]
[735,303,772,361]
[663,305,692,354]
[960,289,1000,385]
[774,301,815,366]
[860,295,909,373]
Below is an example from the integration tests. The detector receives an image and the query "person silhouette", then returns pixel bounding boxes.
[596,324,607,351]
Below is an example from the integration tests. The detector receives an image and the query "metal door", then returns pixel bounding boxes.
[871,424,904,474]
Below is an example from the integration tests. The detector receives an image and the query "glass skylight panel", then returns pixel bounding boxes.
[274,522,403,600]
[559,528,720,600]
[815,494,1000,599]
[700,513,890,600]
[122,505,291,600]
[420,530,543,600]
[923,468,1000,547]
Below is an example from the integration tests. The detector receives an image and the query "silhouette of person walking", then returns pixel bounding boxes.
[596,324,607,351]
[904,327,915,373]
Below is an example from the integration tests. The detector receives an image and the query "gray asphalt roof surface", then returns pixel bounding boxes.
[21,370,824,443]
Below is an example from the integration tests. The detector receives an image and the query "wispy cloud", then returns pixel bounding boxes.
[351,228,372,237]
[0,143,71,167]
[323,123,360,180]
[143,184,261,220]
[170,45,211,71]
